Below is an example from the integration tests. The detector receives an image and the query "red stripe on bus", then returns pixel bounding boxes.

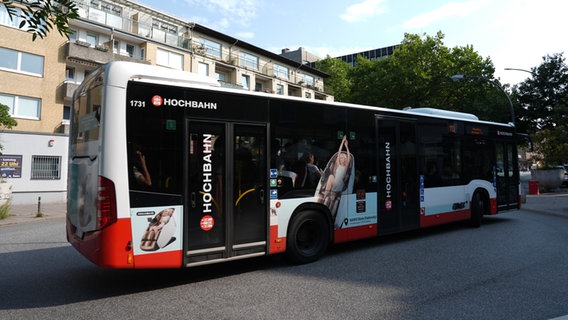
[134,250,182,268]
[490,198,498,214]
[334,224,378,244]
[68,218,134,268]
[269,225,286,254]
[420,209,471,228]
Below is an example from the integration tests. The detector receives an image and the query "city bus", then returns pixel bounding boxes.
[67,61,521,268]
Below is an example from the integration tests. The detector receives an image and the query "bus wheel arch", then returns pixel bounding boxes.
[470,189,489,228]
[286,207,331,264]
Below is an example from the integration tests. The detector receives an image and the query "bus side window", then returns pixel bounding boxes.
[425,161,442,187]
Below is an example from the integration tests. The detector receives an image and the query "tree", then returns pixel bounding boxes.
[316,56,352,102]
[514,53,568,132]
[0,103,17,130]
[513,53,568,166]
[1,0,79,40]
[0,103,17,154]
[321,31,506,122]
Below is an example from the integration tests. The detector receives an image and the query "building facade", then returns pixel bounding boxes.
[335,45,399,66]
[0,0,331,204]
[280,45,400,70]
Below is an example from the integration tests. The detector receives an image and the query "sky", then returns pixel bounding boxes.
[135,0,568,85]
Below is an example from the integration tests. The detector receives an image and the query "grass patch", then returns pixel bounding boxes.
[0,201,11,220]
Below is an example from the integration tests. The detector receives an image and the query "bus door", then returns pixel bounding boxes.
[376,116,420,234]
[496,141,519,210]
[185,120,268,266]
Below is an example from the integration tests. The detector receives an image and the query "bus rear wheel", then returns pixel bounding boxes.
[286,210,330,264]
[470,192,485,228]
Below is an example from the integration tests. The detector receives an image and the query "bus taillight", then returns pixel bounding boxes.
[98,176,117,229]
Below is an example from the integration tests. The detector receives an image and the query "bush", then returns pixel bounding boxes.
[0,200,11,220]
[533,126,568,168]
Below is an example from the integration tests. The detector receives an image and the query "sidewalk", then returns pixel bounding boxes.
[0,201,67,226]
[1,189,568,226]
[523,188,568,218]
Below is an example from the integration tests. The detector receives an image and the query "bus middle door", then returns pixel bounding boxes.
[376,116,420,234]
[185,120,268,266]
[496,141,519,210]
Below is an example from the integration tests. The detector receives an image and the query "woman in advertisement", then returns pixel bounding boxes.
[315,135,354,227]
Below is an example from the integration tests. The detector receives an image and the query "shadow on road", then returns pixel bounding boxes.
[0,245,280,309]
[0,215,512,310]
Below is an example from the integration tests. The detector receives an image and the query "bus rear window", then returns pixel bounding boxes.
[71,76,102,158]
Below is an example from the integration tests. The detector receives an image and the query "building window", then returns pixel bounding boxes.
[197,38,221,59]
[303,74,314,87]
[68,29,77,42]
[88,0,122,28]
[63,106,71,121]
[0,48,44,76]
[156,48,183,70]
[276,84,284,95]
[241,74,250,90]
[126,44,134,57]
[0,93,41,119]
[86,33,97,47]
[305,91,312,99]
[31,155,61,180]
[65,67,75,81]
[0,5,21,28]
[198,62,209,76]
[274,64,289,80]
[152,19,179,45]
[239,52,258,70]
[216,71,228,82]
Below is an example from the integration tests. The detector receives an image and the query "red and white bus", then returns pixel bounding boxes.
[67,62,521,268]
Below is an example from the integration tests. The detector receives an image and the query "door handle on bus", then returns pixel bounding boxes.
[191,192,196,208]
[259,189,265,205]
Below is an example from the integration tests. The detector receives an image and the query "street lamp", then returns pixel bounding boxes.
[504,67,534,75]
[451,74,515,126]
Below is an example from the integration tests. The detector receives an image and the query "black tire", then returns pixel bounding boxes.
[286,210,330,264]
[470,192,485,228]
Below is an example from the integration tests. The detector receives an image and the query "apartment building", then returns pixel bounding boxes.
[0,0,331,205]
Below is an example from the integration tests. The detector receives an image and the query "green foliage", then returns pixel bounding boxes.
[514,53,568,133]
[320,31,507,123]
[0,103,17,154]
[1,0,79,40]
[316,56,352,102]
[532,126,568,167]
[0,103,17,129]
[513,53,568,166]
[0,200,10,220]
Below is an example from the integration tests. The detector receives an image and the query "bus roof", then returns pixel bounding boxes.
[403,107,479,121]
[98,62,514,130]
[104,61,221,89]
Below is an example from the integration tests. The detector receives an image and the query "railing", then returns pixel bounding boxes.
[71,0,326,93]
[66,41,150,65]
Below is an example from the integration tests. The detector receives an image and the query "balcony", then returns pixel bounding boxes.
[65,41,150,66]
[61,82,79,100]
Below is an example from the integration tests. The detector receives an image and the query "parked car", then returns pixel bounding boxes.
[562,166,568,187]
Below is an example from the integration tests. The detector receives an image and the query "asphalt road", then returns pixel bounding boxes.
[1,210,568,320]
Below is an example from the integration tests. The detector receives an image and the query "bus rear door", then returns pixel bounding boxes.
[186,120,268,266]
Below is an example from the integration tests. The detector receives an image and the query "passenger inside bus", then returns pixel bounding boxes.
[131,143,152,187]
[425,161,442,187]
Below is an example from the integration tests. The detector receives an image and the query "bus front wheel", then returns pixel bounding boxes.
[286,210,330,264]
